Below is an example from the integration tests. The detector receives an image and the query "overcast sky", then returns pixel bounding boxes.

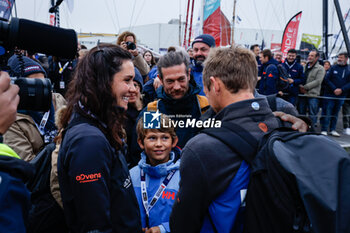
[14,0,350,36]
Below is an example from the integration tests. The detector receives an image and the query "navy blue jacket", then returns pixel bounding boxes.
[324,64,350,97]
[170,98,280,233]
[282,60,305,96]
[0,146,34,233]
[190,60,206,96]
[58,113,142,233]
[258,58,280,95]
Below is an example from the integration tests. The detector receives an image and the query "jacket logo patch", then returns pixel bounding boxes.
[123,176,132,189]
[268,73,274,77]
[258,122,268,133]
[76,173,101,183]
[162,191,175,200]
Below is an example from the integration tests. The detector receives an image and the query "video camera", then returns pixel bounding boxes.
[0,17,77,111]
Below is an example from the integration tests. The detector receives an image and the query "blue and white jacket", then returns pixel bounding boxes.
[130,147,181,233]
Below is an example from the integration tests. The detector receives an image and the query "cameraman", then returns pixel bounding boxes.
[3,55,66,161]
[117,31,150,77]
[0,71,34,233]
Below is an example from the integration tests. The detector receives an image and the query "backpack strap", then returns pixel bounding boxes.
[266,94,277,112]
[147,100,159,112]
[196,94,210,114]
[202,121,258,165]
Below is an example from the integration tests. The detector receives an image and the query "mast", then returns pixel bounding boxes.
[323,0,328,59]
[188,0,195,47]
[231,0,237,45]
[183,0,191,47]
[334,0,350,56]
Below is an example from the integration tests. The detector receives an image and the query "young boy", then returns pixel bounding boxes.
[130,114,181,233]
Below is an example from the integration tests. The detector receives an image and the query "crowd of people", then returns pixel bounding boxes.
[0,30,349,233]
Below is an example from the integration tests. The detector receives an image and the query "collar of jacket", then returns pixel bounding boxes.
[138,147,181,178]
[156,82,201,104]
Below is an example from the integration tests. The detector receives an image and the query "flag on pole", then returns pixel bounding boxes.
[281,11,302,58]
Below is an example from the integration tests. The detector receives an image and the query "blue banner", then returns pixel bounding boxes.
[203,0,220,21]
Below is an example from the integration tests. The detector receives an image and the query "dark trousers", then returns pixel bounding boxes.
[321,98,345,132]
[298,97,319,126]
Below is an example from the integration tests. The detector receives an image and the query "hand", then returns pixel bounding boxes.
[288,78,294,84]
[120,41,128,50]
[129,48,139,57]
[0,72,20,134]
[334,88,342,96]
[299,85,306,94]
[153,76,162,90]
[257,76,261,81]
[273,111,308,132]
[277,91,284,96]
[145,226,161,233]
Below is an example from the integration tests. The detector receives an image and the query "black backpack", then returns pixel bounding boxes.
[202,122,350,233]
[25,118,91,233]
[276,64,291,91]
[26,142,68,233]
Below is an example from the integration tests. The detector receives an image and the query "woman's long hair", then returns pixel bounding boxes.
[61,43,132,150]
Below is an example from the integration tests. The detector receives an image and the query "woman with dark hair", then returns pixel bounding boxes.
[57,43,142,233]
[143,50,156,70]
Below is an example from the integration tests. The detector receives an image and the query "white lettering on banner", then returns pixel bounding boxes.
[162,118,222,129]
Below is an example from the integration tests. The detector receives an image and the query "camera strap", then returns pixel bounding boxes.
[38,110,50,136]
[140,168,176,227]
[58,61,69,74]
[58,62,69,89]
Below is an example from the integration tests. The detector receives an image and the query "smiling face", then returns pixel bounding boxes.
[287,52,297,63]
[128,80,141,104]
[111,60,136,110]
[160,63,190,100]
[193,42,210,62]
[138,131,178,166]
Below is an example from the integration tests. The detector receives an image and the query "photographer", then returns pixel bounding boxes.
[117,31,150,77]
[0,71,34,233]
[3,54,66,162]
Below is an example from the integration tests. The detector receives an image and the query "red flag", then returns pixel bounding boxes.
[281,11,302,58]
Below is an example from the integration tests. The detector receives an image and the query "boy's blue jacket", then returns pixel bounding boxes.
[130,147,181,233]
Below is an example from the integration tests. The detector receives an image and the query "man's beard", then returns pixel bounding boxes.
[194,55,206,66]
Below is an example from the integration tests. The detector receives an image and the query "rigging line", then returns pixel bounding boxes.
[330,7,350,55]
[104,0,118,33]
[268,0,283,29]
[281,0,286,24]
[252,0,265,41]
[129,0,137,30]
[336,24,350,54]
[131,0,146,30]
[112,0,121,30]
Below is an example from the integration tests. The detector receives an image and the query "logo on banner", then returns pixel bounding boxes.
[143,110,161,129]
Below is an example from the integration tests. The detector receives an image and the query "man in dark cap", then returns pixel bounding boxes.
[191,34,216,95]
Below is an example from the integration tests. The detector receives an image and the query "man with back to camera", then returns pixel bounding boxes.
[170,46,281,233]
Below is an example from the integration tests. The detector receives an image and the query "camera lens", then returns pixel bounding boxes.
[14,78,52,111]
[126,41,136,50]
